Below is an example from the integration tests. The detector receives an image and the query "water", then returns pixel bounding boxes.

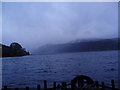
[2,50,118,88]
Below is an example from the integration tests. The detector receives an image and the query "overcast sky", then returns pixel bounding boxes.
[2,2,118,51]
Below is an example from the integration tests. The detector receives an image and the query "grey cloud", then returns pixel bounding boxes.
[2,2,118,51]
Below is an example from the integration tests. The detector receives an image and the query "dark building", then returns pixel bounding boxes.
[1,42,30,57]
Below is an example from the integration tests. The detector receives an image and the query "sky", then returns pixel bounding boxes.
[2,2,118,51]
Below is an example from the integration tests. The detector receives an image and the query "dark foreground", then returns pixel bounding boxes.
[2,75,120,90]
[2,88,119,90]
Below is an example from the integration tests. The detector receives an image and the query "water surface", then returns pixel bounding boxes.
[2,50,118,88]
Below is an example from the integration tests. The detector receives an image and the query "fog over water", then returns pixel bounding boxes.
[2,2,118,51]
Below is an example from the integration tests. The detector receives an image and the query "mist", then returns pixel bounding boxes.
[2,2,118,51]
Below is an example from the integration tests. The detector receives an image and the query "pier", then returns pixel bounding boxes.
[2,79,119,90]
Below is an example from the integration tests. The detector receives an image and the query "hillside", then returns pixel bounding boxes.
[35,38,120,54]
[1,42,30,57]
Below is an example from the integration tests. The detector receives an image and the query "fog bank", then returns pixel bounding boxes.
[2,2,118,51]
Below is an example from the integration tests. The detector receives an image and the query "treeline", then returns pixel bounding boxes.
[0,42,30,57]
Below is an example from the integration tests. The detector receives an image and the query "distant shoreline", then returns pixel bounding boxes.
[33,49,119,55]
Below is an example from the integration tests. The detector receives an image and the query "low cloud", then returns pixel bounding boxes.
[2,2,118,51]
